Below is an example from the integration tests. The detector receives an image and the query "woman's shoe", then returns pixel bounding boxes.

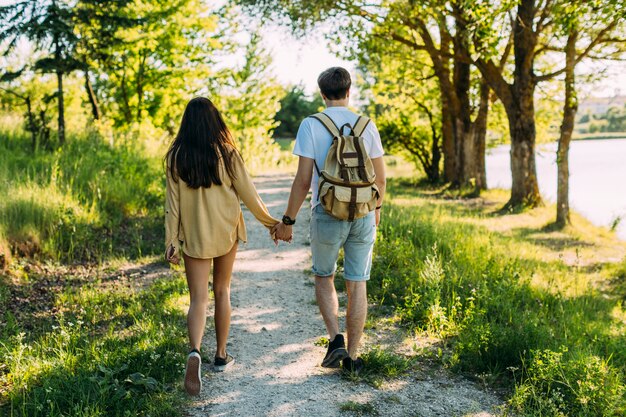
[184,351,202,395]
[213,353,235,372]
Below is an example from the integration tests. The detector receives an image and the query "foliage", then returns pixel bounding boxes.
[0,1,81,75]
[273,86,323,139]
[509,348,625,416]
[369,178,626,415]
[211,31,285,173]
[359,41,442,182]
[93,0,221,131]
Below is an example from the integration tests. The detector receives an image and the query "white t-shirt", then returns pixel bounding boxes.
[293,106,385,207]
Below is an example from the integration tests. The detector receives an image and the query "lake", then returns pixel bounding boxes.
[486,138,626,240]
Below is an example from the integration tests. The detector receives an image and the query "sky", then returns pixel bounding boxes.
[260,25,354,96]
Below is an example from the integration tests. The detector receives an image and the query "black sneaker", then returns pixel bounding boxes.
[213,354,235,372]
[342,357,365,375]
[321,334,349,368]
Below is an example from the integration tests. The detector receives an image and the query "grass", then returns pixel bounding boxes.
[370,178,626,416]
[0,126,190,415]
[2,120,625,415]
[343,346,413,388]
[0,128,164,265]
[1,263,190,416]
[339,400,379,415]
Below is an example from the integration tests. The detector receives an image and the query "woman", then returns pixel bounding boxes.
[164,97,279,396]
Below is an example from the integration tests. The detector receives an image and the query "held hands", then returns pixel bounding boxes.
[271,222,293,244]
[165,244,180,265]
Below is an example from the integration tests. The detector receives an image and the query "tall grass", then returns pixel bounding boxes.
[370,179,626,416]
[0,128,164,264]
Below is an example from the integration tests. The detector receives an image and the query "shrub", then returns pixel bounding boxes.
[508,348,626,416]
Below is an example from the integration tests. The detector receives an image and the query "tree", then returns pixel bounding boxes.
[0,69,56,150]
[73,0,138,121]
[210,32,284,173]
[1,0,82,146]
[455,0,624,209]
[384,1,497,191]
[92,0,220,131]
[549,0,626,227]
[273,86,323,138]
[359,38,443,182]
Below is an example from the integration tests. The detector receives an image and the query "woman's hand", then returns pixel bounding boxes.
[165,244,180,265]
[271,223,293,243]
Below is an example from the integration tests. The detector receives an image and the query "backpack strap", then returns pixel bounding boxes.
[310,113,341,138]
[352,116,371,137]
[309,113,341,177]
[350,116,372,182]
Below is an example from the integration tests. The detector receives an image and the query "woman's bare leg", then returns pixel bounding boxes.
[183,253,212,352]
[212,242,238,358]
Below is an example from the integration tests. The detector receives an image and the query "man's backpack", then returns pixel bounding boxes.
[310,112,379,222]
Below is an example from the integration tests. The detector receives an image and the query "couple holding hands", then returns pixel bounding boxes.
[164,67,386,396]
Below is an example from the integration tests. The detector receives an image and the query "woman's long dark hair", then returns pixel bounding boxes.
[165,97,237,189]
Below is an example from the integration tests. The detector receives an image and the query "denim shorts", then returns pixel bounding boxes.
[310,204,376,281]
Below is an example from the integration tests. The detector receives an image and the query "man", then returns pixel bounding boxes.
[272,67,386,374]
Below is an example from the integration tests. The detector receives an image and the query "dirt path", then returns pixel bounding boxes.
[185,175,502,417]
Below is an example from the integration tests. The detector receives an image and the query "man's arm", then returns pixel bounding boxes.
[274,156,314,240]
[371,156,386,226]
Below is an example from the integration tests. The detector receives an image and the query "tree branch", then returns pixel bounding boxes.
[0,85,27,101]
[536,0,554,34]
[534,19,621,83]
[386,32,427,51]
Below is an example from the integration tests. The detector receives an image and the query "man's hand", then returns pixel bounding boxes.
[375,208,381,227]
[165,244,180,265]
[272,222,293,243]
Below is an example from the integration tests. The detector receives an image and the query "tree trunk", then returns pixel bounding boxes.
[472,80,490,190]
[430,132,441,183]
[439,80,457,184]
[56,70,65,146]
[85,70,101,120]
[506,99,541,208]
[453,27,472,189]
[120,57,132,124]
[455,73,489,193]
[505,0,541,208]
[555,31,578,227]
[25,96,37,151]
[136,51,147,122]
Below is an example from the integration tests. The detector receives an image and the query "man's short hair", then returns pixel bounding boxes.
[317,67,351,100]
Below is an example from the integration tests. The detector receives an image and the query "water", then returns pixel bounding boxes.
[486,139,626,240]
